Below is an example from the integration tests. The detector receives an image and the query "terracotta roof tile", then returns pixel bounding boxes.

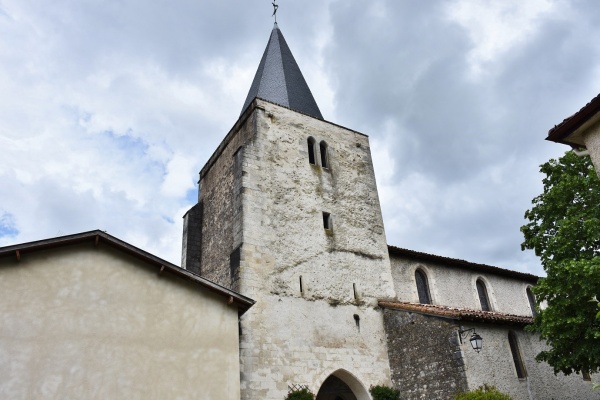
[378,300,533,325]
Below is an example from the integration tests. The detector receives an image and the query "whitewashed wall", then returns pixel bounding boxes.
[461,325,596,400]
[583,123,600,178]
[0,243,242,400]
[390,254,535,316]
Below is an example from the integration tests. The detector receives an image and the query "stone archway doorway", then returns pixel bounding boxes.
[315,370,370,400]
[316,375,357,400]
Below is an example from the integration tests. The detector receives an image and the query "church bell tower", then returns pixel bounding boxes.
[182,21,396,400]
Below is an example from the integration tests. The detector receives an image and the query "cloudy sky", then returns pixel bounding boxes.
[1,0,598,276]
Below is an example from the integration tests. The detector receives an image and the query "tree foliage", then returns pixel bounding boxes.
[285,388,314,400]
[454,384,512,400]
[521,151,600,375]
[369,384,402,400]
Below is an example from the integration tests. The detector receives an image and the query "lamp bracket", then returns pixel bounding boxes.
[458,327,475,344]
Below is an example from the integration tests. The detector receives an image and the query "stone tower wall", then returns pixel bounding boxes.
[181,202,202,273]
[238,100,395,303]
[235,100,396,399]
[181,109,257,288]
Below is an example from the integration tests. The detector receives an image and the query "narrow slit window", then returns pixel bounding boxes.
[415,269,431,304]
[319,141,329,168]
[476,279,491,311]
[307,137,316,165]
[299,276,304,293]
[508,331,527,378]
[353,314,360,332]
[323,212,332,230]
[353,283,358,300]
[526,287,537,317]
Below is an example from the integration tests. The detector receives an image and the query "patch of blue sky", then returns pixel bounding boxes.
[0,212,19,238]
[101,129,149,158]
[101,130,169,177]
[185,188,197,204]
[99,129,168,177]
[0,7,11,19]
[62,105,92,126]
[162,215,175,224]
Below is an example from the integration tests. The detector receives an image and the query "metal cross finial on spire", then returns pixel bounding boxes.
[272,0,279,23]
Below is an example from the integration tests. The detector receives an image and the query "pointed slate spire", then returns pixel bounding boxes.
[240,23,323,119]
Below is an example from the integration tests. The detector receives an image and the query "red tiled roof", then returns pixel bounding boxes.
[387,245,539,283]
[546,92,600,146]
[378,300,533,325]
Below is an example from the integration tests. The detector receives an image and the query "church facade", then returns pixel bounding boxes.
[182,23,597,400]
[1,20,596,400]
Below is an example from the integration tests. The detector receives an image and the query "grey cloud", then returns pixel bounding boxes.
[3,0,600,276]
[318,0,600,274]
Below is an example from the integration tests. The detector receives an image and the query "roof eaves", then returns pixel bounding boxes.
[546,92,600,145]
[0,230,255,315]
[378,301,533,326]
[387,245,539,283]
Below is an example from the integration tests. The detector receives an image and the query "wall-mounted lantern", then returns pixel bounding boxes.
[458,327,483,353]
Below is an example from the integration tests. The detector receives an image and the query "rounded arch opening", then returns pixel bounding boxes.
[316,369,370,400]
[319,140,329,168]
[307,137,317,165]
[475,278,491,311]
[414,268,432,304]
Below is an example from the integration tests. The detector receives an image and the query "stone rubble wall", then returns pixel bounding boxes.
[181,202,202,273]
[185,110,257,289]
[383,309,469,399]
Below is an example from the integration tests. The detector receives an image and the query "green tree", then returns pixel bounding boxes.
[521,150,600,375]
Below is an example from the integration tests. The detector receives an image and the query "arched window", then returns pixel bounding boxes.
[415,269,431,304]
[307,137,316,165]
[526,287,537,317]
[476,279,491,311]
[319,141,329,168]
[508,331,527,378]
